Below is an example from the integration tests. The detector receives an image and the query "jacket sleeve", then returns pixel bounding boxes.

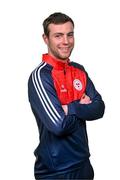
[68,74,105,120]
[28,66,81,136]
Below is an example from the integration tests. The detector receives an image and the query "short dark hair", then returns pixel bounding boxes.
[43,12,74,37]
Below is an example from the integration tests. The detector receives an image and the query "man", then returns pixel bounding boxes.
[28,12,105,180]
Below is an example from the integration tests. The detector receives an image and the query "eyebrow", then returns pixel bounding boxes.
[54,31,74,35]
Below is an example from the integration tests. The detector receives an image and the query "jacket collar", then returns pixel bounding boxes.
[42,54,69,70]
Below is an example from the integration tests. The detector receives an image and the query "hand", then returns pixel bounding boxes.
[80,93,92,104]
[62,105,68,115]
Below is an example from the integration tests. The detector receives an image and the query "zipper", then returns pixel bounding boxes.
[64,69,66,75]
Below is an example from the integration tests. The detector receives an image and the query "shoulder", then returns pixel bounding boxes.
[31,62,52,77]
[69,61,86,72]
[29,62,54,87]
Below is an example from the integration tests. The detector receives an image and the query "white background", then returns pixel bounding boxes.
[0,0,120,179]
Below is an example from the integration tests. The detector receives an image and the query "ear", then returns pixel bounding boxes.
[42,34,49,45]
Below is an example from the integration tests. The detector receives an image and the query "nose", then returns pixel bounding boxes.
[63,35,69,44]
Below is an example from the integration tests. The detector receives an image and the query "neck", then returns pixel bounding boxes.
[42,54,70,70]
[48,53,68,63]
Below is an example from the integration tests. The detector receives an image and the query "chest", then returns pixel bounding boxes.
[52,66,87,105]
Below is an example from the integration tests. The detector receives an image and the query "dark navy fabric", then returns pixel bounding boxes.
[35,159,94,180]
[28,60,105,179]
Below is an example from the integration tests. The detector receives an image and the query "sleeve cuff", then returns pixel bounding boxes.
[68,101,78,115]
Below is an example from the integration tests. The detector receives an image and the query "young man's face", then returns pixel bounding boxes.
[43,22,74,61]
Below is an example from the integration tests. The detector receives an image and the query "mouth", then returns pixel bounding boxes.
[59,47,71,53]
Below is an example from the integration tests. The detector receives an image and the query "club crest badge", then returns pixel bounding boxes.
[73,79,82,91]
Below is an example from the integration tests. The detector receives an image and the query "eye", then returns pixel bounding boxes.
[55,35,61,38]
[68,33,74,37]
[54,34,63,38]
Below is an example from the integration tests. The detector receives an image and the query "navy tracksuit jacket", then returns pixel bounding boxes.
[28,54,105,179]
